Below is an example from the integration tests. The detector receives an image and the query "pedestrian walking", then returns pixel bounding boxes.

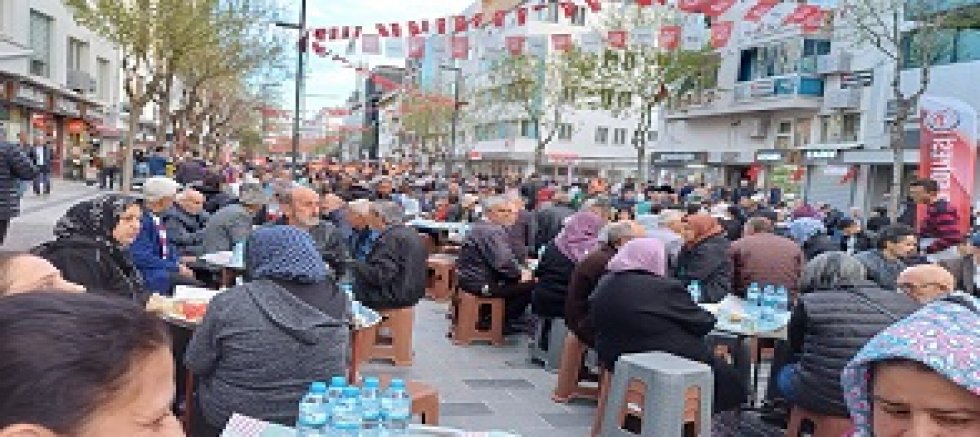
[27,133,53,196]
[0,134,38,244]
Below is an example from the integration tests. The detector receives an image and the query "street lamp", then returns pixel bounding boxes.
[274,0,306,181]
[439,65,462,177]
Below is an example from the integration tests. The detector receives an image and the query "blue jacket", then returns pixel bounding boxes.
[129,212,179,294]
[147,156,168,176]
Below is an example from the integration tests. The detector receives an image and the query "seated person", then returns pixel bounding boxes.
[897,264,957,303]
[163,188,209,257]
[128,177,196,295]
[939,232,980,296]
[591,237,746,413]
[275,187,348,276]
[532,211,604,318]
[776,252,919,418]
[854,224,917,290]
[202,183,267,254]
[0,252,83,295]
[455,195,533,331]
[347,199,380,262]
[33,195,148,302]
[185,226,349,434]
[842,294,980,436]
[0,292,182,436]
[351,201,427,310]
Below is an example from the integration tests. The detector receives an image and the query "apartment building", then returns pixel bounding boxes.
[0,0,120,176]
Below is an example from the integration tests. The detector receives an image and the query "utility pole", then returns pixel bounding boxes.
[276,0,306,181]
[440,65,462,177]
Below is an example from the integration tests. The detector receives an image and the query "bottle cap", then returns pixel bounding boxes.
[363,377,380,388]
[330,376,347,387]
[342,386,360,397]
[309,381,327,393]
[389,378,406,389]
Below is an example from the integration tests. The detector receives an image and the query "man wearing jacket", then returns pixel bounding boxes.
[0,135,37,244]
[276,186,348,276]
[27,134,53,196]
[854,224,918,290]
[351,201,427,311]
[910,178,963,261]
[163,188,209,256]
[129,177,195,294]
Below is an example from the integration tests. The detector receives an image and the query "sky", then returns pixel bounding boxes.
[274,0,469,117]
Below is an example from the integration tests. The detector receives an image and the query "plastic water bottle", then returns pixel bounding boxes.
[331,387,362,435]
[761,285,776,323]
[775,285,790,313]
[746,282,761,314]
[296,382,328,436]
[687,280,702,303]
[231,240,245,267]
[326,376,346,412]
[382,378,412,433]
[361,377,383,435]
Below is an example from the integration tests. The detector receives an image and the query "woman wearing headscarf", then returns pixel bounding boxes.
[185,226,349,435]
[32,194,147,303]
[842,294,980,436]
[531,211,605,318]
[675,214,734,303]
[789,216,838,260]
[591,238,746,413]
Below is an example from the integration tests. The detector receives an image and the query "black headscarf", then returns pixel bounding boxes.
[52,195,144,290]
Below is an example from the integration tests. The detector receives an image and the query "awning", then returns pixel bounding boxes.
[798,142,862,150]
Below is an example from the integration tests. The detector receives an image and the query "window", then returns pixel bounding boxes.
[841,113,860,142]
[520,119,537,138]
[67,37,88,72]
[29,10,52,77]
[571,6,586,26]
[618,92,633,108]
[557,123,572,140]
[96,58,110,99]
[595,127,609,144]
[647,130,658,143]
[613,128,628,145]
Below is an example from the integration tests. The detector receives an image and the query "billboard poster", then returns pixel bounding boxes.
[918,95,978,236]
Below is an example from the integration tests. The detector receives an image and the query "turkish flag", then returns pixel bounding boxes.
[375,23,389,37]
[494,10,507,27]
[420,20,429,33]
[785,5,820,24]
[744,1,778,22]
[710,21,734,48]
[390,23,401,38]
[552,34,573,52]
[451,36,469,59]
[585,0,602,12]
[328,27,338,41]
[636,0,653,5]
[408,36,426,59]
[562,1,576,18]
[517,7,528,26]
[313,28,326,41]
[659,25,681,50]
[353,26,363,39]
[408,21,420,36]
[454,15,467,32]
[678,0,707,13]
[802,9,825,32]
[704,0,737,17]
[506,35,525,56]
[472,12,484,27]
[436,17,447,34]
[341,26,350,39]
[608,30,627,49]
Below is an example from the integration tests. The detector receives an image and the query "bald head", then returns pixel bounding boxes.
[897,264,956,303]
[177,189,205,215]
[282,187,320,228]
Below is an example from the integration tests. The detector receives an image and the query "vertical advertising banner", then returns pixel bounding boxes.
[919,95,979,235]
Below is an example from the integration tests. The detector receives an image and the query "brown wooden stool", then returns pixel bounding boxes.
[366,307,414,366]
[786,406,855,437]
[425,256,455,301]
[449,291,504,346]
[552,332,599,403]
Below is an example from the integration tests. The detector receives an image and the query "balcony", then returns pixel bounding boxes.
[734,74,824,102]
[666,75,825,120]
[823,87,862,110]
[67,69,95,94]
[667,89,720,113]
[816,52,852,75]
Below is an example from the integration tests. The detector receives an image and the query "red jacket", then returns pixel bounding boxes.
[921,199,962,254]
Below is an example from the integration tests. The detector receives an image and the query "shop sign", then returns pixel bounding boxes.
[650,151,708,166]
[755,149,787,162]
[803,149,837,162]
[55,97,82,117]
[15,83,47,109]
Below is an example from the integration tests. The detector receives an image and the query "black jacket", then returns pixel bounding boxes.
[26,145,53,172]
[531,242,576,318]
[675,235,734,303]
[34,236,149,304]
[0,142,37,220]
[591,270,747,412]
[788,283,919,416]
[352,224,427,310]
[803,233,839,260]
[455,221,521,293]
[162,205,209,256]
[201,188,235,215]
[533,204,575,250]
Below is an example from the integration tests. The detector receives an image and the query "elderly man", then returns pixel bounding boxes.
[347,199,379,262]
[456,196,533,330]
[350,201,427,310]
[129,177,195,294]
[940,233,980,296]
[203,184,267,254]
[277,186,347,276]
[730,217,804,297]
[897,264,957,303]
[639,209,685,270]
[533,191,575,251]
[505,194,536,259]
[163,189,209,257]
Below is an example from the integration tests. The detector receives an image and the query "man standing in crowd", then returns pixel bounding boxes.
[129,177,195,294]
[28,133,53,196]
[146,146,169,177]
[939,233,980,296]
[163,188,209,257]
[854,224,918,290]
[175,150,207,186]
[456,196,533,332]
[534,191,574,252]
[99,149,120,190]
[910,178,963,261]
[351,201,427,311]
[836,217,874,254]
[203,184,266,254]
[0,130,37,245]
[277,186,347,276]
[372,177,395,201]
[730,216,804,297]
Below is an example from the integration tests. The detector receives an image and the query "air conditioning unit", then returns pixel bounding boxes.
[817,52,853,75]
[67,69,95,94]
[747,118,770,138]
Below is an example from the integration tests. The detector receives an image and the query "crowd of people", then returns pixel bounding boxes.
[0,153,978,436]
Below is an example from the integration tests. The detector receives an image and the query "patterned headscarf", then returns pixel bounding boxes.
[606,238,667,276]
[842,294,980,436]
[54,194,139,246]
[788,217,826,245]
[554,211,604,263]
[246,226,329,284]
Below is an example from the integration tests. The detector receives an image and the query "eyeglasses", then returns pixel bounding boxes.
[897,282,944,294]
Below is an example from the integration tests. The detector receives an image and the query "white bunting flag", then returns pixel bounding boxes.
[632,27,655,47]
[579,31,603,54]
[527,35,548,57]
[385,37,405,58]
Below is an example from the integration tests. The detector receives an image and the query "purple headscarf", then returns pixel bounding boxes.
[554,211,604,263]
[791,203,821,220]
[606,238,667,276]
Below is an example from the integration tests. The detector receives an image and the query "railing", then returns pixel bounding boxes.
[733,74,824,103]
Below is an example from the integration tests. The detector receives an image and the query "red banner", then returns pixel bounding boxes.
[454,15,468,32]
[375,23,389,37]
[451,36,469,59]
[678,0,708,13]
[506,35,525,56]
[436,17,446,34]
[517,7,528,26]
[408,36,425,59]
[660,25,681,50]
[608,30,627,49]
[802,10,825,32]
[918,96,978,237]
[390,23,401,38]
[704,0,737,17]
[552,34,572,52]
[785,5,820,24]
[710,21,734,48]
[744,1,778,21]
[585,0,602,12]
[493,10,507,27]
[471,12,484,27]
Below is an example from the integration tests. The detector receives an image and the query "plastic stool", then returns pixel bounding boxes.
[552,332,599,403]
[367,307,414,366]
[425,256,455,301]
[786,406,854,437]
[529,317,567,372]
[449,291,505,346]
[598,352,713,437]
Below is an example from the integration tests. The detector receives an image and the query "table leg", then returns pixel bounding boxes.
[182,370,194,432]
[349,329,361,383]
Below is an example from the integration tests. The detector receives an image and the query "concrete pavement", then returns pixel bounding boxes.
[4,179,105,251]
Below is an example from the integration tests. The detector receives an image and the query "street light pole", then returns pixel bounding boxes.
[276,0,307,181]
[440,65,462,177]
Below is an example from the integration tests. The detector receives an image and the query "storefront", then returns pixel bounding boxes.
[802,148,858,210]
[53,95,87,180]
[754,149,804,201]
[648,151,718,185]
